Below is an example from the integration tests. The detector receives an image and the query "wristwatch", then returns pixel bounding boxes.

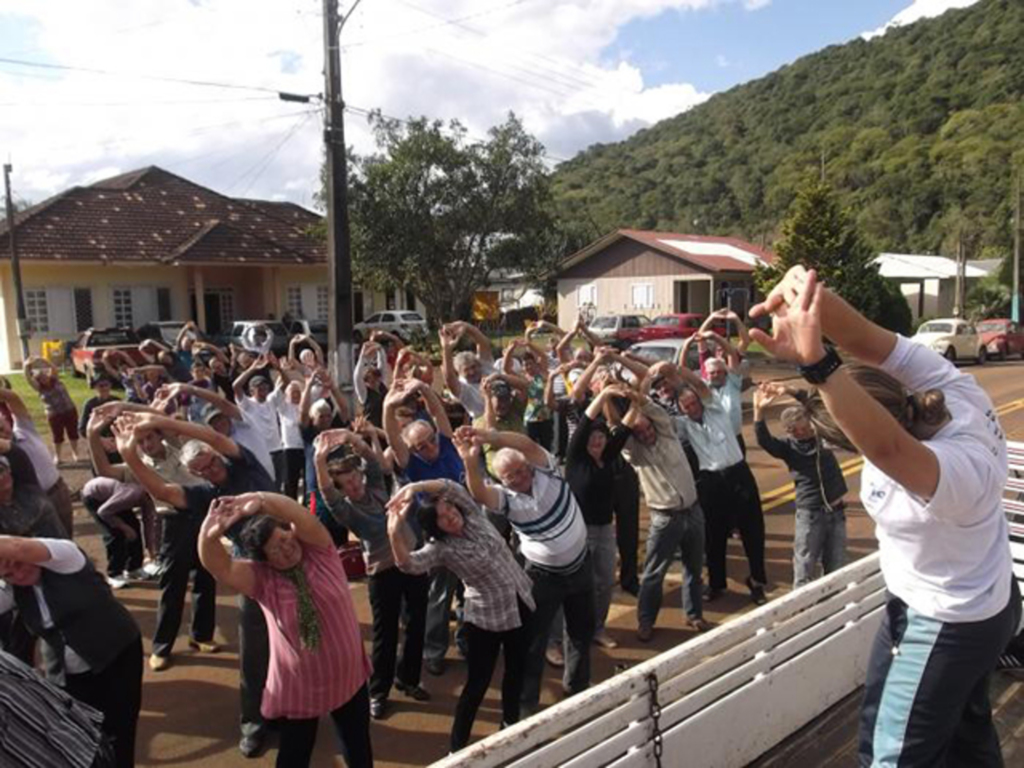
[799,347,843,385]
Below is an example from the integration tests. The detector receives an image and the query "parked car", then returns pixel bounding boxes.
[637,313,730,342]
[70,327,146,377]
[627,338,700,370]
[976,318,1024,361]
[353,310,428,344]
[588,314,651,349]
[225,320,291,357]
[136,320,190,347]
[284,318,329,350]
[911,318,986,364]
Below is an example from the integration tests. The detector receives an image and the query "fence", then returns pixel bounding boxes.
[433,440,1024,768]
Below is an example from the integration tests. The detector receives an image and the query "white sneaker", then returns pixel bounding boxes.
[143,561,163,577]
[107,575,129,590]
[126,567,150,581]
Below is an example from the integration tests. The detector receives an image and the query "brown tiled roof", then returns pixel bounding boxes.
[0,166,325,266]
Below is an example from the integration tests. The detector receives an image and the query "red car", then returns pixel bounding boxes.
[70,328,147,377]
[637,313,729,342]
[977,319,1024,361]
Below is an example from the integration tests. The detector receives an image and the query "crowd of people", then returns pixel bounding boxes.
[0,276,1020,768]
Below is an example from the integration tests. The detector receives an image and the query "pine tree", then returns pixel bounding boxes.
[755,179,912,334]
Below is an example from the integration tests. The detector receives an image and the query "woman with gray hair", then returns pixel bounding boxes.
[750,265,1020,767]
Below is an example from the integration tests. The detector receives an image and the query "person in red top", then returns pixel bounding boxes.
[197,491,372,768]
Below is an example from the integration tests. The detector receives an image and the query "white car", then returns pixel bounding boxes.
[911,318,986,364]
[627,339,700,370]
[353,310,428,343]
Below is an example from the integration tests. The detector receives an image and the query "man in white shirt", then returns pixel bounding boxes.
[234,369,286,491]
[461,427,594,717]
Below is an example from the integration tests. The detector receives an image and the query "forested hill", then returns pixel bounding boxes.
[552,0,1024,257]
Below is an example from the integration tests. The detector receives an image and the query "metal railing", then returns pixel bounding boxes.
[434,440,1024,768]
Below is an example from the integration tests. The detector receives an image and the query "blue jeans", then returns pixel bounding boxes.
[637,505,705,628]
[424,568,466,662]
[793,505,847,588]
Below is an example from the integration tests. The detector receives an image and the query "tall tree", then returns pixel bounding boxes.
[756,179,912,334]
[346,112,564,323]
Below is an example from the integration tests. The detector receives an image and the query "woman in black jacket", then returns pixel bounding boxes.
[0,535,142,768]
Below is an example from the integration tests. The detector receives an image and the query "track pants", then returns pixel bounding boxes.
[859,579,1022,767]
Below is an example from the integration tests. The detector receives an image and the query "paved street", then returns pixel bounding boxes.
[60,360,1024,768]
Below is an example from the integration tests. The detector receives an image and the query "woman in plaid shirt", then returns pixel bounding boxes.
[387,457,535,753]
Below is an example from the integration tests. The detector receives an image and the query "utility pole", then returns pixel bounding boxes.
[953,230,964,319]
[322,0,360,387]
[1014,169,1021,324]
[2,164,30,361]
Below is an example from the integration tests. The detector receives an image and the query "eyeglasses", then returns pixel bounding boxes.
[409,432,438,454]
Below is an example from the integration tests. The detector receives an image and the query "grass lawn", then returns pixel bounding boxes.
[5,373,94,428]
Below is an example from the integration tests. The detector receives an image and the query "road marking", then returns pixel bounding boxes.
[757,394,1024,512]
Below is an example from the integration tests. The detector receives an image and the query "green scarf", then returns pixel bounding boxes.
[281,565,321,652]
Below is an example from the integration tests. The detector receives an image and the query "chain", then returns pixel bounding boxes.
[646,672,664,768]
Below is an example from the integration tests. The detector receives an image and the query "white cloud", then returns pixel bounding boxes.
[0,0,751,207]
[743,0,771,10]
[862,0,980,40]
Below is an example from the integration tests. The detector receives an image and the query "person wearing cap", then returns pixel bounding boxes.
[234,356,288,493]
[298,368,351,537]
[754,382,848,587]
[440,321,496,420]
[113,410,276,759]
[79,374,120,440]
[153,381,276,480]
[0,388,75,538]
[315,428,430,720]
[472,373,529,477]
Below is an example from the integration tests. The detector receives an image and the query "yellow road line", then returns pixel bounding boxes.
[757,394,1024,511]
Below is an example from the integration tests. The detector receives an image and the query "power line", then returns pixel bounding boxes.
[0,55,315,97]
[0,96,282,108]
[228,111,319,195]
[341,0,532,49]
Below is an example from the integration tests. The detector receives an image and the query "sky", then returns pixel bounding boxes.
[0,0,980,211]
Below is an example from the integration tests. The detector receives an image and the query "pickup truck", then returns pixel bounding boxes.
[70,328,147,378]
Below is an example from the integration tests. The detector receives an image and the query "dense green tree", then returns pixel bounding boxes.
[346,112,566,323]
[552,0,1024,259]
[756,180,912,334]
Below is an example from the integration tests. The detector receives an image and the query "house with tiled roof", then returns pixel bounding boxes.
[555,229,774,329]
[0,167,417,369]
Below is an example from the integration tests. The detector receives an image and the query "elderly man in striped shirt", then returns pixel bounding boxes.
[458,425,595,716]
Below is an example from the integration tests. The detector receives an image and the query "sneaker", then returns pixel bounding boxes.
[702,585,722,603]
[143,560,164,577]
[149,654,171,672]
[687,618,713,633]
[370,697,388,720]
[126,567,150,581]
[424,657,446,676]
[593,630,619,649]
[637,625,654,643]
[106,575,129,590]
[189,639,220,654]
[239,731,265,759]
[997,651,1024,673]
[545,644,565,667]
[395,680,431,701]
[746,577,768,606]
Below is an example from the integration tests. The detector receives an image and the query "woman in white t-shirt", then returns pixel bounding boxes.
[750,266,1020,768]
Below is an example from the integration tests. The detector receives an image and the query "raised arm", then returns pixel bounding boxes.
[175,321,198,352]
[415,380,453,438]
[112,420,187,509]
[452,430,501,511]
[86,411,129,482]
[383,384,411,469]
[439,328,462,398]
[183,382,243,421]
[725,311,752,355]
[197,501,257,598]
[0,389,32,424]
[702,331,741,372]
[477,427,550,468]
[454,321,494,366]
[232,357,262,401]
[0,536,60,566]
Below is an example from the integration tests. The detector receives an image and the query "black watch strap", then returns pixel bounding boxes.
[799,347,843,385]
